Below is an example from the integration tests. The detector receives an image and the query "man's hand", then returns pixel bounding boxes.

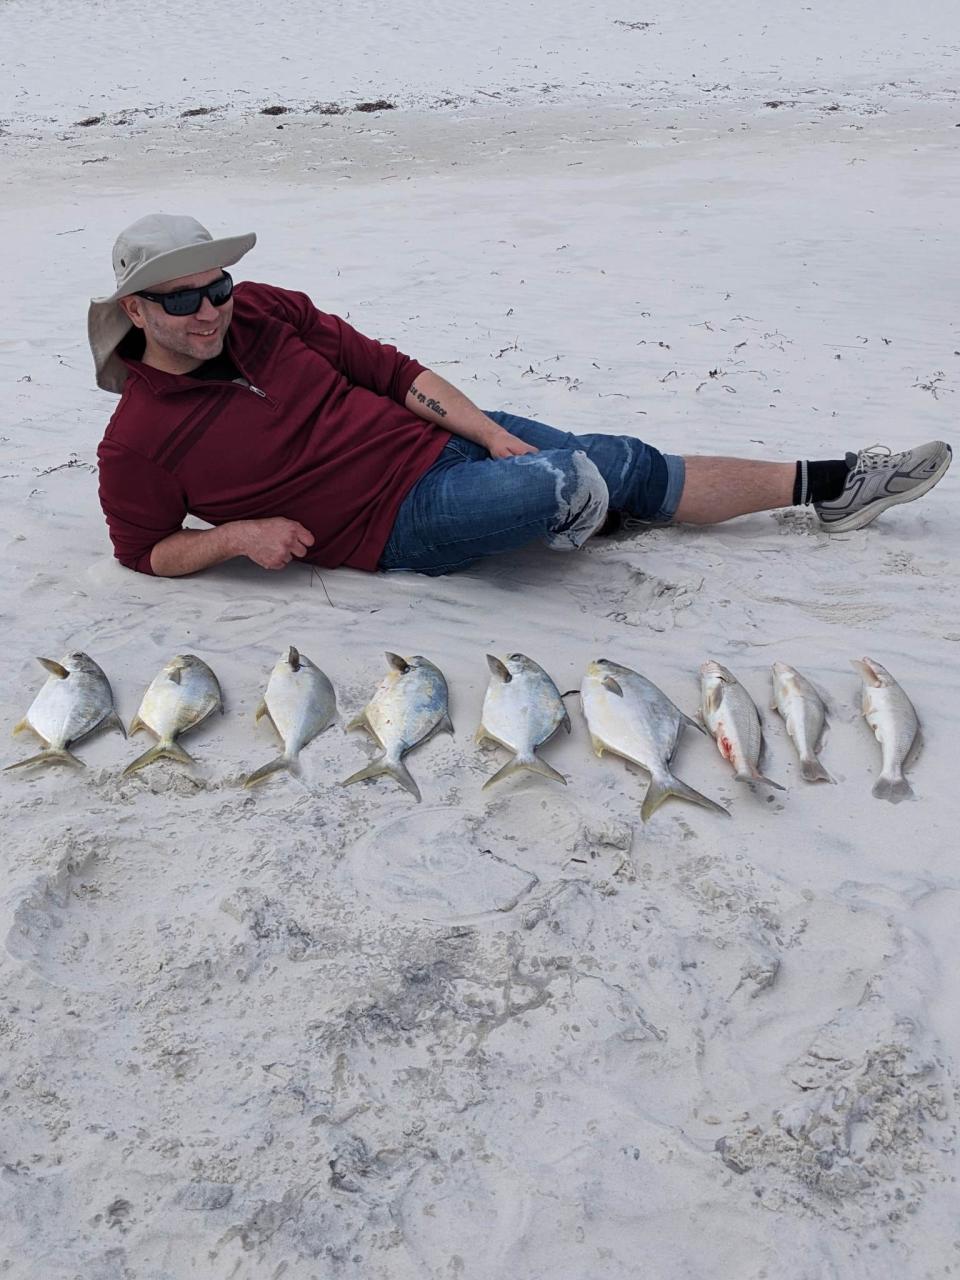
[233,517,315,570]
[405,372,539,458]
[485,426,539,459]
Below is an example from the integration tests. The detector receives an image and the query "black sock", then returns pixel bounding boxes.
[793,458,851,505]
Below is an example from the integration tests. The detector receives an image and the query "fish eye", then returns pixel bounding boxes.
[508,652,523,662]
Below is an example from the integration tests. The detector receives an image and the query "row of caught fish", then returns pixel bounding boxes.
[5,647,920,811]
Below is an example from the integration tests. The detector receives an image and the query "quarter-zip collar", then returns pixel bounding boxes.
[120,332,265,398]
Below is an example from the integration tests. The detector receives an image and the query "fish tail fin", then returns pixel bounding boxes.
[341,757,421,802]
[104,711,127,739]
[482,753,566,791]
[122,741,195,777]
[4,748,84,772]
[742,769,786,792]
[682,712,707,736]
[757,773,786,792]
[243,755,299,788]
[872,775,913,803]
[800,756,834,784]
[641,773,729,822]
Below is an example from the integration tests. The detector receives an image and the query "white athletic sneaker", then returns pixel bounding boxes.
[815,441,952,533]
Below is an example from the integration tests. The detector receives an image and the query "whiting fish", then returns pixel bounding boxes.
[854,656,920,803]
[700,660,784,791]
[771,662,833,784]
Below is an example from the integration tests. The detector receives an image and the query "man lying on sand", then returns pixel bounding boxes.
[91,215,952,578]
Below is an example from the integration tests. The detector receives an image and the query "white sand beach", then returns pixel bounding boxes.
[0,3,958,1276]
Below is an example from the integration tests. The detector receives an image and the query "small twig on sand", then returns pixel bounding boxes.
[35,454,95,476]
[310,567,336,607]
[913,372,950,399]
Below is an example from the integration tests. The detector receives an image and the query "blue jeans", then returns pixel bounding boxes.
[379,411,685,575]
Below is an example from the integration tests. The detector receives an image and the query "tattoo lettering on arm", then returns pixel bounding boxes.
[409,380,448,418]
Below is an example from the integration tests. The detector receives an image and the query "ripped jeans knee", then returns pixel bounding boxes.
[541,450,610,550]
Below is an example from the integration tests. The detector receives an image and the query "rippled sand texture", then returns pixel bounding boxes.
[2,785,955,1277]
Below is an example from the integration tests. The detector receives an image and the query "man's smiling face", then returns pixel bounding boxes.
[119,266,235,374]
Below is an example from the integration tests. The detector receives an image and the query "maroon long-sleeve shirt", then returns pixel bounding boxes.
[97,281,450,573]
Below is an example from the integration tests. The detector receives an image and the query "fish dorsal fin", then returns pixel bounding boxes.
[385,652,410,674]
[38,658,69,679]
[486,655,512,683]
[601,676,624,697]
[168,666,182,685]
[287,646,301,671]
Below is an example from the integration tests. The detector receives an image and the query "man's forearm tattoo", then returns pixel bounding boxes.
[410,381,448,418]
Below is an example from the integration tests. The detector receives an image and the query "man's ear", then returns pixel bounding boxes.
[118,294,146,330]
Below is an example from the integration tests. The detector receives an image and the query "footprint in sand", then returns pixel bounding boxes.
[337,806,540,923]
[5,834,233,992]
[398,1157,532,1275]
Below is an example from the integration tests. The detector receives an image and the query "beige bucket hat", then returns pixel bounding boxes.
[88,213,256,393]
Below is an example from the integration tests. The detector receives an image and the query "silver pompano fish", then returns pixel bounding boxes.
[700,660,784,790]
[124,654,223,775]
[772,662,833,784]
[342,652,452,802]
[244,646,337,786]
[854,657,920,803]
[6,651,123,771]
[477,653,569,789]
[581,658,727,821]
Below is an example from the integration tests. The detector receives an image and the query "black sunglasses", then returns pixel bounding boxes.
[135,272,234,317]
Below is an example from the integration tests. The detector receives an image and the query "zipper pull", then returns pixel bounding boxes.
[249,384,267,398]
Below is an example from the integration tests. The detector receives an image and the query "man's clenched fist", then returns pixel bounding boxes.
[233,517,315,570]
